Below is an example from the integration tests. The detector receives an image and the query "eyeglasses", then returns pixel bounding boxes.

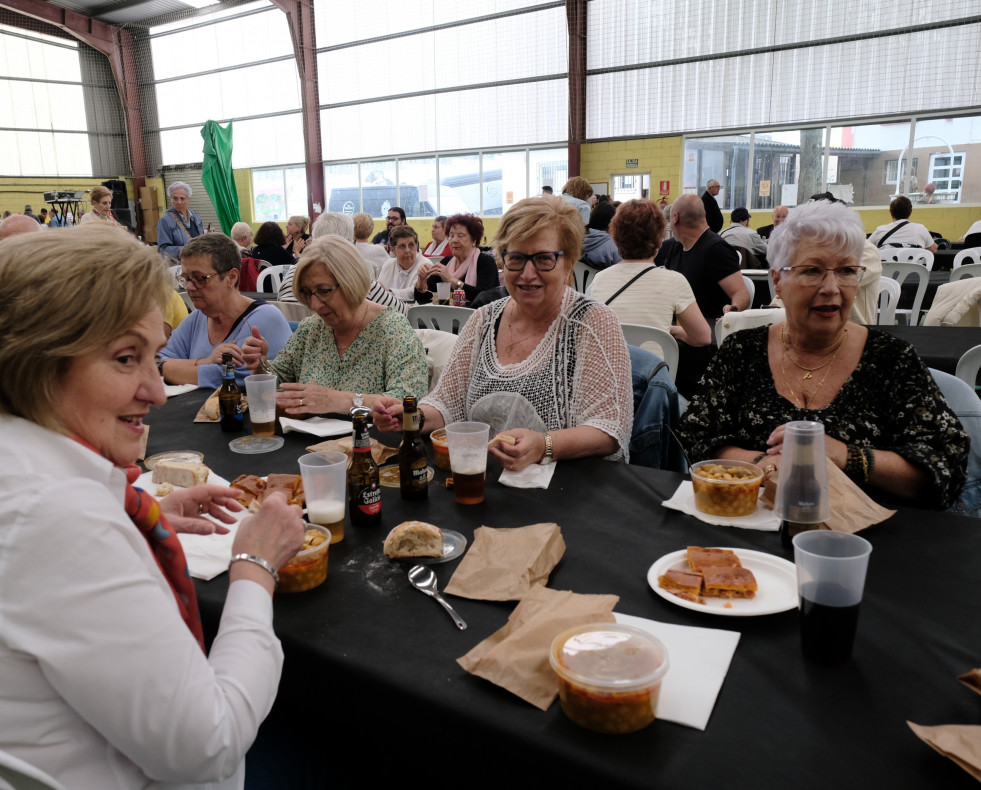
[300,285,340,303]
[501,250,565,272]
[177,271,220,288]
[778,265,866,286]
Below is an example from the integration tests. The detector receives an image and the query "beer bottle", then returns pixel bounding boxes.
[399,396,428,501]
[348,412,382,526]
[218,352,244,433]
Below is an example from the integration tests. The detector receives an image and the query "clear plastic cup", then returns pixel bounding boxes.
[445,421,489,504]
[299,452,347,544]
[792,531,872,665]
[244,373,277,437]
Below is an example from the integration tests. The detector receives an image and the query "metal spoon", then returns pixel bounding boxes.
[408,565,467,630]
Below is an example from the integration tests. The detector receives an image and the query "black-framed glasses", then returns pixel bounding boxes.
[300,285,340,303]
[502,250,564,272]
[778,265,866,286]
[177,271,220,288]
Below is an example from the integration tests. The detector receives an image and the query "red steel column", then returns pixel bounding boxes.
[566,0,587,176]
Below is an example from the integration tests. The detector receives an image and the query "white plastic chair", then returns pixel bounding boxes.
[407,305,475,334]
[256,265,287,293]
[742,275,755,306]
[950,263,981,283]
[882,262,930,326]
[714,307,786,347]
[168,263,182,290]
[619,323,679,382]
[573,260,601,293]
[876,277,901,325]
[955,344,981,389]
[0,749,67,790]
[952,247,981,269]
[879,248,934,271]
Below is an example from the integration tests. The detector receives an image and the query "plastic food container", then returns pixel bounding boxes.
[430,428,451,471]
[277,524,331,593]
[550,623,669,734]
[690,459,764,518]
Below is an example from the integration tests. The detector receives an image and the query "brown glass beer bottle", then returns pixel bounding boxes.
[218,352,244,433]
[348,412,382,526]
[399,396,428,500]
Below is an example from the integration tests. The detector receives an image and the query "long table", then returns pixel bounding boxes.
[147,390,981,789]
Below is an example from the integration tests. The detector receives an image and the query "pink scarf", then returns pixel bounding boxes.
[447,246,481,287]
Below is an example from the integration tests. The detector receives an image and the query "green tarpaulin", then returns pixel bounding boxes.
[201,120,240,234]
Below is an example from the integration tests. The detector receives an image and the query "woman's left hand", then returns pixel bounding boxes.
[277,381,335,414]
[159,485,243,534]
[427,261,451,283]
[489,429,546,472]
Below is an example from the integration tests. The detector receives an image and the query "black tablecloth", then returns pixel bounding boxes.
[874,325,981,374]
[146,391,981,789]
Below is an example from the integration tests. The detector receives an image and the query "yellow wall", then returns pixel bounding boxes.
[0,176,135,219]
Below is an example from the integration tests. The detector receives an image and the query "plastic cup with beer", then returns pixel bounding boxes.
[445,421,490,504]
[792,530,872,665]
[299,451,348,544]
[230,373,284,453]
[436,281,452,304]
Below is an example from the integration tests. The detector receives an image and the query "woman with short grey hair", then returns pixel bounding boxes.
[157,180,204,259]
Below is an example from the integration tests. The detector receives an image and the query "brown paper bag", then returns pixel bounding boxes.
[458,586,618,710]
[307,436,396,466]
[908,722,981,781]
[445,522,565,600]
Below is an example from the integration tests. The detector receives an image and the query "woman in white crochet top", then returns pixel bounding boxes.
[373,196,633,471]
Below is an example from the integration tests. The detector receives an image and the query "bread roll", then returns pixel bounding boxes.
[383,521,443,558]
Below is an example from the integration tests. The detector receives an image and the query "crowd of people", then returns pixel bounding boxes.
[0,174,977,788]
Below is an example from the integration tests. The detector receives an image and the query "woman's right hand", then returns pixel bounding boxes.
[241,326,268,370]
[232,491,305,571]
[371,396,404,432]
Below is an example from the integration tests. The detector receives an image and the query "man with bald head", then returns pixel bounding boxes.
[0,214,44,242]
[701,179,724,232]
[757,205,789,240]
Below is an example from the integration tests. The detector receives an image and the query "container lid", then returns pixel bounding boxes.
[550,623,669,691]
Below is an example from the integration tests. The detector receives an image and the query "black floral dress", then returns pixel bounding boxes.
[679,326,968,510]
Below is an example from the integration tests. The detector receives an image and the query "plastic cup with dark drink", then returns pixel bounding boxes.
[445,421,489,505]
[299,452,348,544]
[792,531,872,665]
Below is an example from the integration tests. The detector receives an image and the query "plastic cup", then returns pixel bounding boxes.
[774,421,830,523]
[792,531,872,665]
[245,374,277,437]
[299,452,348,544]
[445,421,489,504]
[436,281,451,304]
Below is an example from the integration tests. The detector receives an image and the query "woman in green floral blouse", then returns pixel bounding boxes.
[243,235,428,415]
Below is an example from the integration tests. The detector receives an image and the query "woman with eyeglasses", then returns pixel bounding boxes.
[413,213,499,306]
[242,235,427,415]
[680,199,967,508]
[159,233,292,388]
[372,196,633,471]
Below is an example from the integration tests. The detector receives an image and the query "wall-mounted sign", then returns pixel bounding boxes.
[759,180,771,197]
[626,159,639,168]
[659,180,670,195]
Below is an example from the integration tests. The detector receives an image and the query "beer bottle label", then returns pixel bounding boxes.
[353,432,371,450]
[403,411,420,432]
[410,459,428,484]
[357,482,382,515]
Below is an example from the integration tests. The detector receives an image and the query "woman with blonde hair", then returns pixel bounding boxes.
[374,196,632,471]
[283,215,309,256]
[0,224,305,788]
[244,234,427,415]
[79,184,117,225]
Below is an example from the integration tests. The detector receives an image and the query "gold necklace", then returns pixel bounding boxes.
[779,327,847,408]
[781,326,848,380]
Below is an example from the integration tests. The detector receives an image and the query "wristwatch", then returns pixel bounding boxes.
[539,432,554,465]
[352,392,364,409]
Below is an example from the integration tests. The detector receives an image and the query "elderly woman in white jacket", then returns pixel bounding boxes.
[377,224,427,302]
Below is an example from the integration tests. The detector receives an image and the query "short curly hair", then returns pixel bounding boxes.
[889,195,913,220]
[444,213,484,246]
[254,220,286,247]
[609,199,665,260]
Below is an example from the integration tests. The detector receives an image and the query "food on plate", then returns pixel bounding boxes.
[658,547,759,603]
[230,473,304,510]
[151,459,210,488]
[383,521,444,558]
[689,459,764,517]
[265,473,305,507]
[550,623,669,735]
[278,525,330,593]
[701,566,757,599]
[656,569,705,604]
[686,546,741,572]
